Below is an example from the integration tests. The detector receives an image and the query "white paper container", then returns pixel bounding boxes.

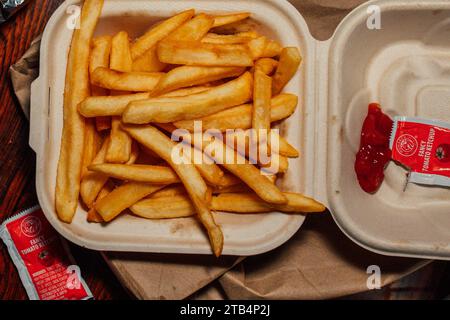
[30,0,450,259]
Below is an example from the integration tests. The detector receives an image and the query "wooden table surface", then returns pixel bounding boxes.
[0,0,448,300]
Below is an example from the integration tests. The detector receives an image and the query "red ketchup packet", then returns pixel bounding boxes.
[0,206,92,300]
[390,117,450,188]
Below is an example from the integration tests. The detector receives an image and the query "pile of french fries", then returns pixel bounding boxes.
[55,0,325,257]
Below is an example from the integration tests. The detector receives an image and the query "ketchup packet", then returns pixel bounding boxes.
[0,206,92,300]
[390,117,450,188]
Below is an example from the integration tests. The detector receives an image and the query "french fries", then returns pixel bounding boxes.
[252,69,272,142]
[80,137,110,209]
[106,117,133,163]
[88,164,180,184]
[55,5,323,257]
[131,195,195,219]
[181,131,288,204]
[131,191,326,219]
[212,193,326,213]
[159,86,211,98]
[91,67,163,92]
[212,12,250,28]
[173,93,298,132]
[166,13,214,41]
[272,47,302,95]
[55,0,103,223]
[90,35,112,131]
[150,66,245,97]
[201,32,256,44]
[226,129,299,159]
[123,72,253,123]
[81,119,101,178]
[87,181,115,223]
[106,31,134,164]
[122,124,223,256]
[110,31,133,72]
[254,58,278,75]
[95,182,165,222]
[132,46,167,73]
[248,36,268,60]
[261,40,283,58]
[131,9,195,59]
[79,92,150,117]
[157,41,254,67]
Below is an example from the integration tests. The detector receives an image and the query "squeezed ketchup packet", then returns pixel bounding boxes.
[390,117,450,188]
[0,206,93,300]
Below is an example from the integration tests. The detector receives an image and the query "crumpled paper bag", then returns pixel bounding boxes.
[10,0,429,300]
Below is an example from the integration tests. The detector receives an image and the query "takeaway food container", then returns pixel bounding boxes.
[30,0,450,259]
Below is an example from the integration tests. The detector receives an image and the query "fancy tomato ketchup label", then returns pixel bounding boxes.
[390,117,450,187]
[0,206,92,300]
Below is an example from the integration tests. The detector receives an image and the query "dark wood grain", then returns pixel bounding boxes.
[0,0,129,300]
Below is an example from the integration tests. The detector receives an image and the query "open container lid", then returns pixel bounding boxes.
[325,0,450,260]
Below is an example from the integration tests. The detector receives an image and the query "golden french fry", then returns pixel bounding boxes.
[123,72,253,124]
[151,185,186,198]
[180,131,287,204]
[254,58,278,75]
[153,123,225,185]
[80,138,110,208]
[260,154,289,174]
[90,35,112,76]
[86,181,115,223]
[79,92,150,117]
[150,66,245,97]
[122,124,223,256]
[191,191,224,257]
[90,35,112,131]
[55,0,103,223]
[247,36,267,60]
[212,12,250,28]
[130,195,195,219]
[110,31,133,72]
[201,32,256,44]
[166,13,214,41]
[106,117,132,163]
[132,191,325,218]
[174,93,298,132]
[191,147,225,185]
[216,173,241,188]
[88,164,180,184]
[158,86,211,98]
[157,41,254,67]
[261,40,283,58]
[212,183,250,195]
[89,35,112,133]
[212,193,326,213]
[127,141,140,164]
[252,69,272,135]
[131,9,195,59]
[269,133,299,158]
[95,182,165,222]
[81,118,101,178]
[91,67,163,92]
[122,125,209,200]
[226,129,299,159]
[272,47,302,95]
[132,46,167,72]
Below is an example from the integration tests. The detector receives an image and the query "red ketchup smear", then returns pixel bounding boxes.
[355,103,393,193]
